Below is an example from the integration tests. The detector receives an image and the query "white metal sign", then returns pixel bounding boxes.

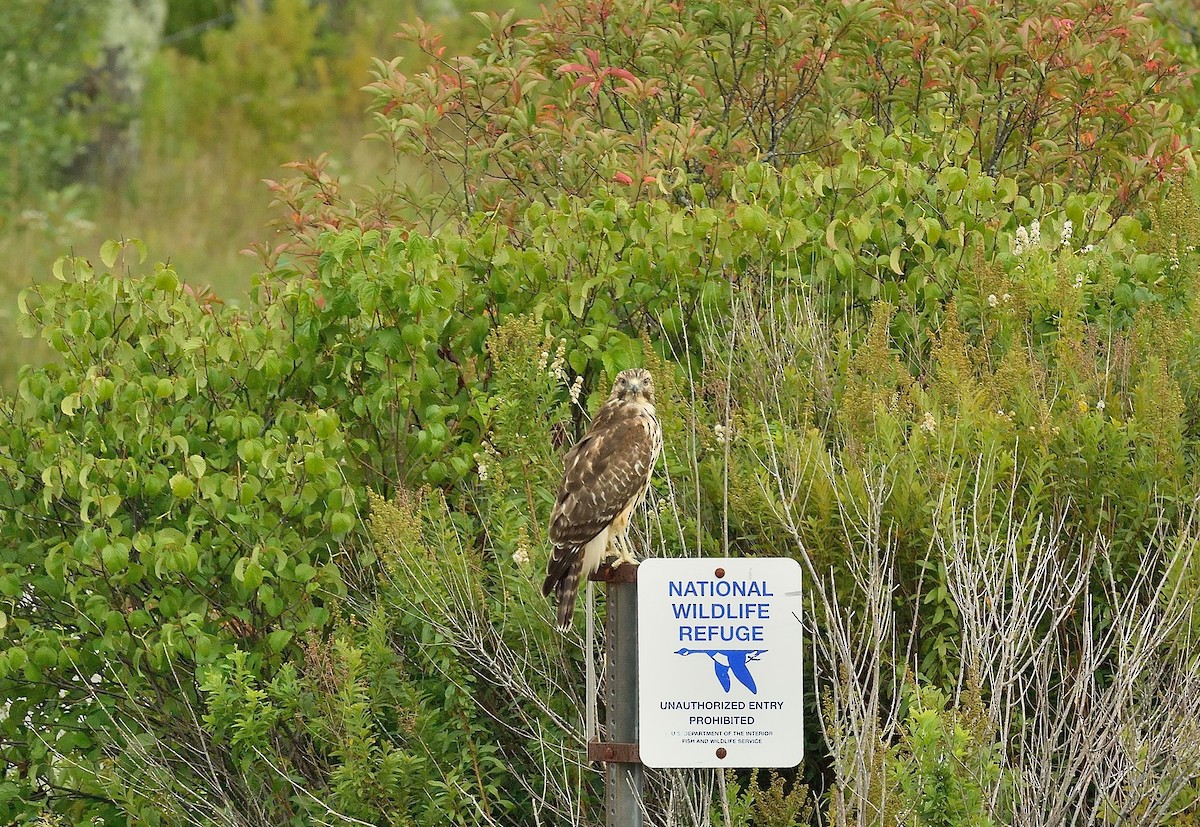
[637,557,803,768]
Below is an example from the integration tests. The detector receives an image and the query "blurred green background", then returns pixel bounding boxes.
[0,0,530,389]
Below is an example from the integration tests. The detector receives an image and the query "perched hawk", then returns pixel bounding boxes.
[542,368,663,630]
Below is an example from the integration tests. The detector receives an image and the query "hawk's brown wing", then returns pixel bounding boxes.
[550,418,655,544]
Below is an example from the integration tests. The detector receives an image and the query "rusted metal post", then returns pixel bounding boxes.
[606,573,642,827]
[588,564,642,826]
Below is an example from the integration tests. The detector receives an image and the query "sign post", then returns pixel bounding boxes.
[586,557,803,824]
[588,564,643,826]
[637,558,803,768]
[605,573,642,826]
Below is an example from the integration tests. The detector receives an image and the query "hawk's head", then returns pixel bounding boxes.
[609,368,655,405]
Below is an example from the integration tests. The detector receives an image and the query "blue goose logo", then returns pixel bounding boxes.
[675,648,766,694]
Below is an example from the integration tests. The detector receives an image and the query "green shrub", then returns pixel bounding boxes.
[0,242,354,821]
[887,686,1003,827]
[194,599,511,825]
[266,0,1189,246]
[720,769,814,827]
[0,1,106,205]
[146,0,338,163]
[284,139,1200,692]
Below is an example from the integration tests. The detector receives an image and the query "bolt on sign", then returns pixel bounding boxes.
[637,558,803,768]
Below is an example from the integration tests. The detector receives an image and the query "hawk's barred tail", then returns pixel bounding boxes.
[542,543,584,631]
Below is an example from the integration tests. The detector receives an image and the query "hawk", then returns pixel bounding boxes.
[542,368,663,630]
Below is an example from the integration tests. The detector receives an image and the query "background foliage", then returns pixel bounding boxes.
[1,0,1200,825]
[0,0,106,205]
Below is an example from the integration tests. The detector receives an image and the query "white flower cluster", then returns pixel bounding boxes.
[539,337,587,406]
[511,547,530,565]
[919,412,936,434]
[1012,216,1080,258]
[474,440,499,482]
[538,339,568,384]
[1012,219,1041,256]
[1075,241,1100,282]
[1166,238,1195,272]
[713,422,731,446]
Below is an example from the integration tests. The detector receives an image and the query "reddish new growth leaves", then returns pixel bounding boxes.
[259,0,1192,273]
[556,48,639,97]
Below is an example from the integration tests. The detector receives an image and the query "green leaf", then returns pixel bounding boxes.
[330,511,353,536]
[100,239,120,268]
[825,218,842,251]
[851,216,872,245]
[194,633,218,663]
[102,544,129,572]
[834,251,854,276]
[187,455,207,479]
[304,453,327,477]
[943,168,968,192]
[953,128,974,156]
[100,493,121,518]
[154,269,179,292]
[170,474,195,499]
[242,561,264,591]
[569,286,588,318]
[734,204,768,234]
